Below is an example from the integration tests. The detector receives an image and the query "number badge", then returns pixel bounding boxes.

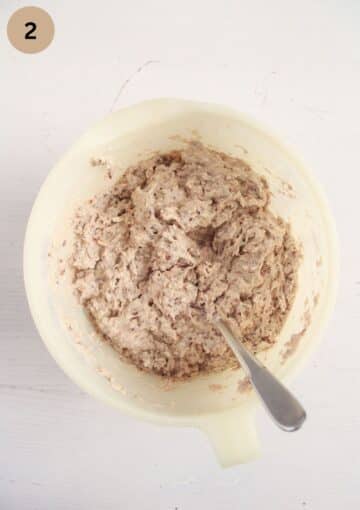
[7,7,54,54]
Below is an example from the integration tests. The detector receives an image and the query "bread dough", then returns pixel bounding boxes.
[71,142,299,378]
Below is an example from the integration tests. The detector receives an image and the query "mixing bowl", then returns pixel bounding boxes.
[24,98,338,466]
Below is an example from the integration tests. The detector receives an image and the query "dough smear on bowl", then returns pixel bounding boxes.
[70,142,299,379]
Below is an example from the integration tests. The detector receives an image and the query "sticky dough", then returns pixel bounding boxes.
[71,142,299,378]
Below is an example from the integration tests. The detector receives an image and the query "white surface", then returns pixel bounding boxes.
[1,0,359,508]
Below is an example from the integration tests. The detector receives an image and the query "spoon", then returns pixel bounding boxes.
[216,320,306,431]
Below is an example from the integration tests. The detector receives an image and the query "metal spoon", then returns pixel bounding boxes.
[216,320,306,431]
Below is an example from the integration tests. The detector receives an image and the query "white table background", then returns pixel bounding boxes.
[1,1,360,508]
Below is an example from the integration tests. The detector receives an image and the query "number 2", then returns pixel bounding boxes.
[24,21,37,39]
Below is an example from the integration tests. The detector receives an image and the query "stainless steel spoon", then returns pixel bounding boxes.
[216,320,306,431]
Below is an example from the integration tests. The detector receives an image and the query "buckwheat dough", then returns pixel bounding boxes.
[71,142,299,378]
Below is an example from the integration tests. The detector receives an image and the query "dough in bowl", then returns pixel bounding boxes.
[70,142,299,379]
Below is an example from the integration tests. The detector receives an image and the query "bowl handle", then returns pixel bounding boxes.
[199,408,260,467]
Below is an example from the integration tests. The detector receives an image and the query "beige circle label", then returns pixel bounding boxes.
[7,6,54,54]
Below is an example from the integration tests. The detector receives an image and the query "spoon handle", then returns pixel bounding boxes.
[216,321,306,431]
